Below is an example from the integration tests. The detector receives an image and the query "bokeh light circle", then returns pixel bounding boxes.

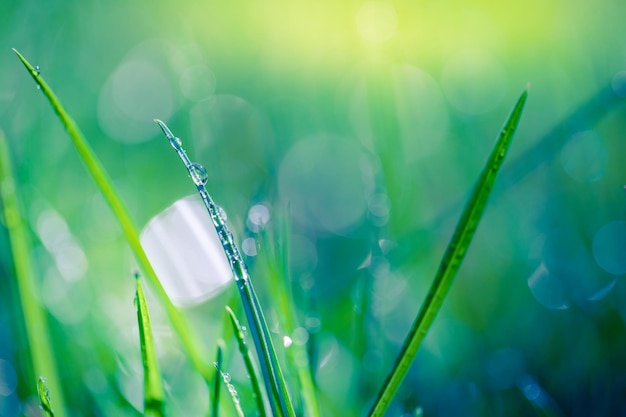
[560,130,607,183]
[278,135,368,234]
[593,220,626,275]
[98,59,174,143]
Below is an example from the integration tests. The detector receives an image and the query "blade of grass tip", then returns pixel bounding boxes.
[368,89,528,417]
[226,306,267,417]
[212,340,225,417]
[0,130,67,417]
[154,119,296,417]
[37,377,55,417]
[12,49,213,384]
[134,273,166,417]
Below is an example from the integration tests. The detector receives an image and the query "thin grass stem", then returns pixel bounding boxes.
[154,119,296,417]
[212,340,225,417]
[368,89,528,417]
[12,49,213,385]
[214,363,246,417]
[134,273,166,417]
[225,306,267,417]
[0,130,67,416]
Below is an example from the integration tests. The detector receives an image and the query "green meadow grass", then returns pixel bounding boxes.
[9,49,529,416]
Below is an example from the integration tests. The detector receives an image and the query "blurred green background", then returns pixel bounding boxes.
[2,0,626,416]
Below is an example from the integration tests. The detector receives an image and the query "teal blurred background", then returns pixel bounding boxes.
[2,0,626,415]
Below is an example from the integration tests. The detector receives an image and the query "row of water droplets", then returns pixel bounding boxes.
[213,363,244,416]
[154,119,249,284]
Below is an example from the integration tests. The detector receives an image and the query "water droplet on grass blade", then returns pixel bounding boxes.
[189,162,208,186]
[283,336,293,348]
[216,205,227,221]
[171,136,183,149]
[34,65,40,76]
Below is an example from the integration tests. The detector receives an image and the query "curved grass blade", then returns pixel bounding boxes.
[0,130,67,416]
[368,89,529,417]
[154,119,296,417]
[37,377,55,417]
[12,49,213,384]
[134,273,166,417]
[225,306,267,417]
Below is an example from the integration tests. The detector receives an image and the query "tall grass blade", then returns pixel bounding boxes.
[368,89,528,417]
[12,49,213,384]
[0,130,67,416]
[260,206,320,417]
[134,273,166,417]
[225,306,267,417]
[154,119,296,417]
[37,377,55,417]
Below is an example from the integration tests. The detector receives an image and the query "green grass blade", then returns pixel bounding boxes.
[134,274,166,417]
[154,119,296,417]
[261,207,319,417]
[225,306,267,417]
[368,89,528,417]
[37,377,55,417]
[0,130,67,417]
[215,362,246,417]
[212,340,224,417]
[12,49,213,384]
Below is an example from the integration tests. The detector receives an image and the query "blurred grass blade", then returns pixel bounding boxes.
[226,306,267,417]
[154,119,296,417]
[368,89,528,417]
[0,130,67,417]
[212,340,225,417]
[260,206,320,417]
[37,377,55,417]
[134,274,166,417]
[12,49,213,384]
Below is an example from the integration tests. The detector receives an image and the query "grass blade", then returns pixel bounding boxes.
[0,130,67,416]
[212,340,224,417]
[154,119,296,417]
[260,206,320,417]
[368,89,529,417]
[225,306,267,417]
[37,377,55,417]
[134,274,166,417]
[12,49,213,384]
[215,362,246,417]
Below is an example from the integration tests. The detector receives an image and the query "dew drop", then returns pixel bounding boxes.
[283,335,293,348]
[35,65,41,76]
[222,373,231,383]
[170,136,183,149]
[189,162,208,186]
[217,205,227,221]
